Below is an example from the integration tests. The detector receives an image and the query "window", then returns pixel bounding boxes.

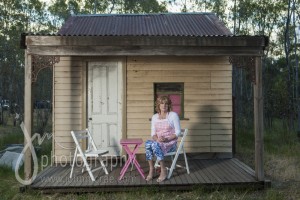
[154,83,184,118]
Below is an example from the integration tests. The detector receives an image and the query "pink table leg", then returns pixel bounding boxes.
[119,143,145,180]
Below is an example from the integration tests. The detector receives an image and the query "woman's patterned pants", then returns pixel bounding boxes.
[145,140,176,161]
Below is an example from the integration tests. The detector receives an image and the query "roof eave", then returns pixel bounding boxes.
[23,35,268,48]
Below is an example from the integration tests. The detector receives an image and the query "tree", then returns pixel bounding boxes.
[122,0,167,13]
[0,0,50,126]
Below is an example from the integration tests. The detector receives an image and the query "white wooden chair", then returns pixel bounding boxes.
[154,128,190,179]
[70,129,109,181]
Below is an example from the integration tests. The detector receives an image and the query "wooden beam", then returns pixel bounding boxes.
[27,46,265,56]
[24,52,32,181]
[254,56,264,181]
[25,35,268,47]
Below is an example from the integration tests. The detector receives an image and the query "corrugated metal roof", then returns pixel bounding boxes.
[58,13,232,37]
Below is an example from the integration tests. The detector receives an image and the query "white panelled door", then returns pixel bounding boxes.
[88,61,122,156]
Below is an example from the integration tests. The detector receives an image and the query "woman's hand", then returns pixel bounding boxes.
[158,136,167,143]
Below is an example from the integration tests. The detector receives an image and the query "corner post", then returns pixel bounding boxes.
[254,56,264,181]
[24,51,32,181]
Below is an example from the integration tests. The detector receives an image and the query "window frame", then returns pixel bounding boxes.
[153,82,184,119]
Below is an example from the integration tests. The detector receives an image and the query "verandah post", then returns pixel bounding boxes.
[24,51,33,182]
[254,56,264,181]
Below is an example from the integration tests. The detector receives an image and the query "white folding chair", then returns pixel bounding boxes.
[70,129,109,181]
[154,128,190,179]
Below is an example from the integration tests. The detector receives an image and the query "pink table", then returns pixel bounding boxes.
[119,138,145,180]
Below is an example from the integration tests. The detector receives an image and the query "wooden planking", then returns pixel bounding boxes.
[54,143,76,149]
[53,149,76,160]
[127,129,211,136]
[127,118,151,124]
[127,64,231,71]
[211,117,232,123]
[211,141,232,147]
[54,95,82,102]
[55,101,82,108]
[211,83,232,89]
[55,124,82,130]
[211,76,231,83]
[127,112,230,119]
[55,108,82,114]
[185,111,232,118]
[134,146,212,154]
[211,71,232,76]
[126,101,232,108]
[127,56,231,64]
[128,76,211,83]
[55,119,82,125]
[118,135,210,144]
[186,94,232,100]
[127,123,212,131]
[127,94,232,101]
[127,118,218,124]
[126,56,232,153]
[53,136,74,143]
[55,89,82,96]
[211,124,232,130]
[54,83,82,90]
[185,106,232,112]
[54,71,82,78]
[127,106,154,113]
[54,57,83,162]
[30,158,263,192]
[127,89,153,95]
[55,130,76,137]
[55,114,82,119]
[55,78,82,84]
[211,130,232,135]
[211,134,232,141]
[184,89,232,95]
[55,66,82,72]
[211,147,232,152]
[181,118,211,124]
[127,70,212,77]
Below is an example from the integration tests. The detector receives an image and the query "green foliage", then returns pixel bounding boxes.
[0,0,50,111]
[0,127,23,150]
[264,119,300,158]
[123,0,167,13]
[203,0,228,20]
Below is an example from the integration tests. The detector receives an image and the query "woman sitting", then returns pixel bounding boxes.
[145,96,181,182]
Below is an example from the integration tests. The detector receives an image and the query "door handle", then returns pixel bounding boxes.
[89,118,92,120]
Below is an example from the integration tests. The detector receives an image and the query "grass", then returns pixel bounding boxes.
[235,120,300,200]
[0,113,24,150]
[0,118,299,200]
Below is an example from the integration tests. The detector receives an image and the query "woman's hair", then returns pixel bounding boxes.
[155,95,172,113]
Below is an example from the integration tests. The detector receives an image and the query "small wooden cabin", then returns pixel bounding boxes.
[22,13,268,184]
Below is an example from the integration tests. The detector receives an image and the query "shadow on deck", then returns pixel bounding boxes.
[28,158,267,193]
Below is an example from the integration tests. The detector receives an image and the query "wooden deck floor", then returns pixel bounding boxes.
[29,158,265,193]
